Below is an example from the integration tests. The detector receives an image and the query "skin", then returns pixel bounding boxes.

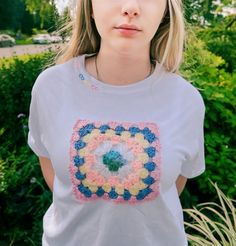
[39,157,54,192]
[39,0,188,195]
[86,0,167,85]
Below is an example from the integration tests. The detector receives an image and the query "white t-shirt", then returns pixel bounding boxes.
[27,54,205,246]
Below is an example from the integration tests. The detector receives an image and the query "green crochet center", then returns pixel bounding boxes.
[103,150,125,172]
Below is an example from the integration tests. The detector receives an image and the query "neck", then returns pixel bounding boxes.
[85,49,155,86]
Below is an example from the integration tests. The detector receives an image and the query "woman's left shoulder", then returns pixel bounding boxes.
[168,73,205,110]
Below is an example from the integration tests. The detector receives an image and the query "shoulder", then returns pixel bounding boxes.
[162,72,205,112]
[31,57,77,97]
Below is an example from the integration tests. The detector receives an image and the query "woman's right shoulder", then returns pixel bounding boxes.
[32,57,78,95]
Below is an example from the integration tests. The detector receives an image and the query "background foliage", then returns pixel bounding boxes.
[0,0,235,245]
[0,0,59,35]
[180,28,236,207]
[0,53,53,246]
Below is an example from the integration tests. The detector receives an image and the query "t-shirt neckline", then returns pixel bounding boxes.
[74,53,166,94]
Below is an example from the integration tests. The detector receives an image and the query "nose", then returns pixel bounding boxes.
[121,0,140,18]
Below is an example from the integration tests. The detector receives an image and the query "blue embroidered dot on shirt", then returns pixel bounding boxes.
[79,73,85,80]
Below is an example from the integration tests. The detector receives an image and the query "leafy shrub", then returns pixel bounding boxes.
[32,28,49,35]
[180,28,236,206]
[0,53,54,244]
[0,52,54,160]
[196,20,236,73]
[0,145,52,245]
[0,29,15,37]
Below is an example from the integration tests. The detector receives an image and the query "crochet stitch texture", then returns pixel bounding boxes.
[69,119,161,204]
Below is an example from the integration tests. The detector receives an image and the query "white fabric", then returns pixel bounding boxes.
[27,54,205,246]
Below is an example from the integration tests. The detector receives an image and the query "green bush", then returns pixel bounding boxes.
[0,145,52,246]
[32,29,49,35]
[0,53,54,244]
[0,52,54,159]
[0,40,14,48]
[196,19,236,73]
[0,29,15,37]
[180,29,236,206]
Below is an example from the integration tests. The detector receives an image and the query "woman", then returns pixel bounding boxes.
[28,0,205,245]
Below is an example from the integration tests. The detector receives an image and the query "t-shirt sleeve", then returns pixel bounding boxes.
[27,85,50,158]
[180,93,206,179]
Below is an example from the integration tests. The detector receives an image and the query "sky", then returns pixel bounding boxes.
[56,0,69,14]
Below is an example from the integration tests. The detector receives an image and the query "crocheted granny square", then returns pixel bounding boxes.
[69,119,161,204]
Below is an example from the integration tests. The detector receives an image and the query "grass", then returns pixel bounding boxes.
[15,39,33,45]
[184,181,236,246]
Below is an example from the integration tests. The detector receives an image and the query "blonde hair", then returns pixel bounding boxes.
[56,0,185,73]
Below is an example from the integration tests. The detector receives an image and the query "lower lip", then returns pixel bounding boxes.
[115,28,140,36]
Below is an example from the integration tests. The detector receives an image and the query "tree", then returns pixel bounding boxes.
[25,0,59,30]
[0,0,25,31]
[183,0,236,73]
[43,0,60,32]
[57,6,72,42]
[183,0,236,26]
[0,0,40,34]
[197,16,236,73]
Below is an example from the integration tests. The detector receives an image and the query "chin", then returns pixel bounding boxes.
[111,41,143,56]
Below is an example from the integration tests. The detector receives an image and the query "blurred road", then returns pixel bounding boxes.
[0,44,64,58]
